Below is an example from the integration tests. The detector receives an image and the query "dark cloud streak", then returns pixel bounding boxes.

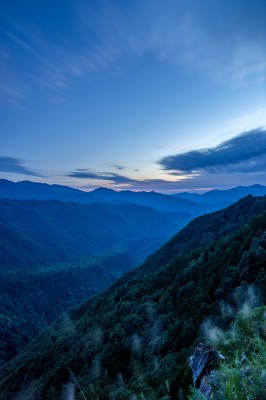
[68,170,136,184]
[159,129,266,174]
[111,164,126,171]
[0,156,42,177]
[68,170,184,187]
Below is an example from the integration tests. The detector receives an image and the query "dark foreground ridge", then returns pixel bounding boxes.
[0,195,265,399]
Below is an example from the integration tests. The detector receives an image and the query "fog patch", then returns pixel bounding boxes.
[61,383,76,400]
[219,302,234,319]
[238,285,260,318]
[117,372,125,386]
[202,285,261,344]
[91,355,102,380]
[132,333,142,357]
[202,319,225,344]
[61,313,76,335]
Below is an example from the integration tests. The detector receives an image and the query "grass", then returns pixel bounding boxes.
[189,306,266,400]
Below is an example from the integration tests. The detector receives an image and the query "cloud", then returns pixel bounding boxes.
[0,156,42,176]
[68,170,136,184]
[68,169,185,187]
[1,0,266,107]
[158,129,266,175]
[67,130,266,192]
[111,164,126,171]
[74,0,266,84]
[68,168,202,192]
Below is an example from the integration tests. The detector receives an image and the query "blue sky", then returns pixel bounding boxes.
[0,0,265,192]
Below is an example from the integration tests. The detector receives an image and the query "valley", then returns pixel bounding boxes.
[0,193,265,399]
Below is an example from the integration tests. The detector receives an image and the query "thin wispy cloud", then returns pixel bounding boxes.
[1,0,265,107]
[68,170,136,184]
[74,171,264,193]
[67,169,193,191]
[111,164,126,171]
[0,84,25,108]
[0,156,42,177]
[73,0,266,84]
[68,127,266,191]
[0,45,26,107]
[159,129,266,175]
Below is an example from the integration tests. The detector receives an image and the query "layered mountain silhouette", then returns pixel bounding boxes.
[0,179,229,215]
[1,195,265,399]
[174,184,266,204]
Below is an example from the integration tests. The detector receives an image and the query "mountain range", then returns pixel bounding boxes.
[1,179,265,214]
[0,180,266,400]
[0,195,265,399]
[0,179,230,215]
[173,184,266,204]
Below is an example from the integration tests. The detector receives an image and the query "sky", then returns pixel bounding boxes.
[0,0,265,193]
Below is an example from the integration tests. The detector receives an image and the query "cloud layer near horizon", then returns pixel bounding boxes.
[0,156,42,177]
[158,129,266,175]
[1,128,265,192]
[68,170,137,185]
[67,128,266,191]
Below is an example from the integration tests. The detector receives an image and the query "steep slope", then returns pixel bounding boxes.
[174,184,266,204]
[0,199,191,364]
[0,249,138,366]
[0,199,191,270]
[1,196,265,400]
[189,305,266,399]
[0,222,60,269]
[0,235,175,366]
[132,194,266,277]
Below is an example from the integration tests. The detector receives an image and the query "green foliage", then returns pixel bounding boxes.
[188,388,207,400]
[189,307,266,400]
[0,249,141,365]
[0,199,187,365]
[0,196,266,399]
[215,307,266,400]
[0,199,187,270]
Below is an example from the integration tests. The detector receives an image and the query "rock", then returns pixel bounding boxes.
[189,343,224,399]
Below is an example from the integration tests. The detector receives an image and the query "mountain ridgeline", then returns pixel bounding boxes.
[173,184,266,204]
[1,195,265,400]
[0,179,229,215]
[1,180,266,212]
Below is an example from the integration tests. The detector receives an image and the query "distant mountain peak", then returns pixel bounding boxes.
[92,187,116,193]
[173,184,266,204]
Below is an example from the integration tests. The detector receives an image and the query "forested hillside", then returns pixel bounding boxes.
[0,249,139,366]
[0,199,191,269]
[1,195,265,399]
[131,194,266,278]
[0,199,190,364]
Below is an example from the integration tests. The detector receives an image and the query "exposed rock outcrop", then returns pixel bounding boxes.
[189,343,225,399]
